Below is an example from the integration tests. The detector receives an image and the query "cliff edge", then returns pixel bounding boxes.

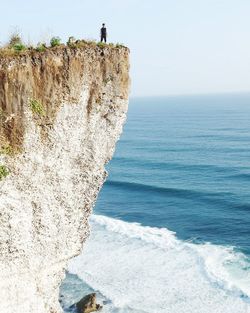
[0,45,130,313]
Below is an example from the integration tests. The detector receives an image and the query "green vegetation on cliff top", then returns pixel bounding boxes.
[0,33,127,57]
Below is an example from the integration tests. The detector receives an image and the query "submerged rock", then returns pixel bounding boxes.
[76,293,102,313]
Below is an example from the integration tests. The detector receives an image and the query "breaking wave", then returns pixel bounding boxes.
[68,215,250,313]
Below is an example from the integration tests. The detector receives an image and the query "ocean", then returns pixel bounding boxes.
[60,94,250,313]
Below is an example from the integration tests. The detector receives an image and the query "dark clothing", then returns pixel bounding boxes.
[101,27,107,36]
[101,34,107,42]
[101,27,107,42]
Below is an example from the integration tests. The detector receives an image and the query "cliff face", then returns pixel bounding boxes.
[0,46,129,313]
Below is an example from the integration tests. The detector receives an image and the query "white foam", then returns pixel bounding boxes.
[68,215,250,313]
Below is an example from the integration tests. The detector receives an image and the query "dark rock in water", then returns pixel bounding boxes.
[76,293,102,313]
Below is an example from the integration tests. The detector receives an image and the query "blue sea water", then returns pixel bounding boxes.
[61,94,250,313]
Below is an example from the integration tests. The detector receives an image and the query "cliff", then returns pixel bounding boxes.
[0,45,130,313]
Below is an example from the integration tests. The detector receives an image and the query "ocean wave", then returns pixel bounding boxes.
[106,180,233,200]
[227,173,250,181]
[113,157,243,173]
[105,180,250,214]
[68,215,250,313]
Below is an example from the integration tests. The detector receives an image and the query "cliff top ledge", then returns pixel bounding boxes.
[0,40,129,59]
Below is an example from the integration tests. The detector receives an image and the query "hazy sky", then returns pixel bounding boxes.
[0,0,250,96]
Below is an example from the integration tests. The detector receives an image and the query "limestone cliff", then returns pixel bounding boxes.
[0,45,130,313]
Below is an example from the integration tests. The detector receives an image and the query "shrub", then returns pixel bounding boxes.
[12,43,26,52]
[8,33,26,52]
[29,99,45,116]
[9,33,22,47]
[50,36,61,47]
[0,165,9,181]
[36,42,46,52]
[67,36,76,47]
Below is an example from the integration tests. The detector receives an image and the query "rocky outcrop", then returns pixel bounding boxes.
[76,293,102,313]
[0,45,129,313]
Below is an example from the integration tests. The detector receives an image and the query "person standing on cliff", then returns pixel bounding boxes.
[100,23,107,43]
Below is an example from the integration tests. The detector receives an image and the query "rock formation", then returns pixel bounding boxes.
[76,293,102,313]
[0,45,130,313]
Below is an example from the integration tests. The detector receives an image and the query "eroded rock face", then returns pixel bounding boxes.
[0,46,129,313]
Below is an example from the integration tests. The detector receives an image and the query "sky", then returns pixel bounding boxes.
[0,0,250,97]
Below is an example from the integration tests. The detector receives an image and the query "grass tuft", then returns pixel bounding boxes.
[97,42,107,49]
[29,99,45,116]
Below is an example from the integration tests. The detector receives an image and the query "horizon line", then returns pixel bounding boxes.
[130,90,250,100]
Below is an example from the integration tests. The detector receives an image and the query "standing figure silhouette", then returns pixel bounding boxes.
[100,23,107,43]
